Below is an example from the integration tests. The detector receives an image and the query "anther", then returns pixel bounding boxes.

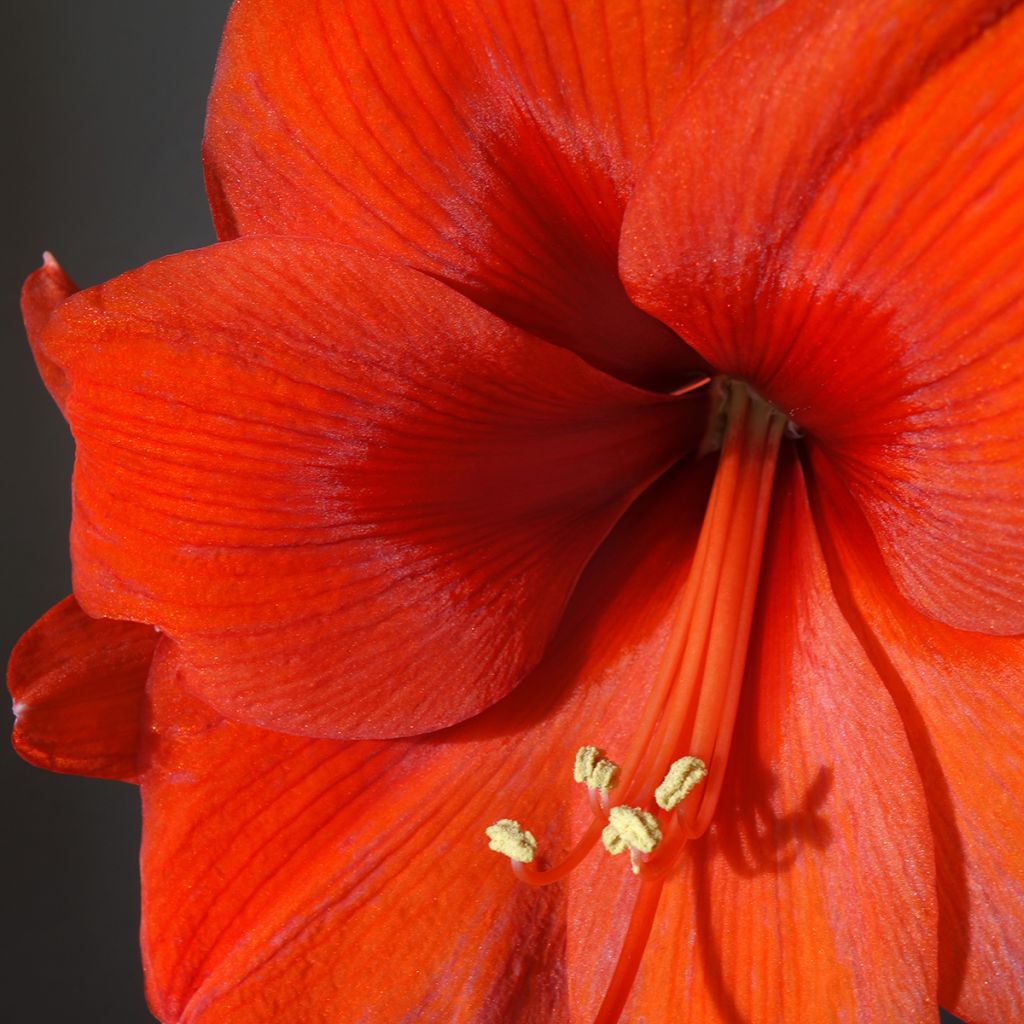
[602,806,663,875]
[485,819,537,864]
[601,823,627,856]
[654,756,708,811]
[602,806,662,856]
[574,745,620,791]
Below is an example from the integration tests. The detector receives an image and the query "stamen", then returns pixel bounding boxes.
[574,745,620,792]
[485,819,537,864]
[485,378,793,1024]
[591,881,664,1024]
[654,756,707,811]
[623,381,786,837]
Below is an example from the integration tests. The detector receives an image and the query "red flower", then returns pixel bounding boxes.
[10,1,1024,1022]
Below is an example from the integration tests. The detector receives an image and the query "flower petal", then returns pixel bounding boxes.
[770,8,1024,633]
[811,451,1024,1024]
[8,595,157,782]
[565,455,938,1022]
[138,464,709,1023]
[621,0,1024,631]
[621,0,1009,357]
[21,253,78,411]
[204,0,773,386]
[40,236,703,739]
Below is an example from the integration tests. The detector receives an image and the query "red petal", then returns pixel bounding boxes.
[565,455,939,1022]
[811,451,1024,1023]
[8,595,157,782]
[138,463,709,1023]
[203,0,772,387]
[43,236,703,739]
[621,0,1008,359]
[21,253,78,411]
[621,1,1024,631]
[774,8,1024,634]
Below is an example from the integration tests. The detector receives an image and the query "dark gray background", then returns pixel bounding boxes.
[2,3,230,1022]
[0,3,967,1023]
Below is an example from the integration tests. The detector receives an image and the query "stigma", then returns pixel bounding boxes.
[485,379,790,1022]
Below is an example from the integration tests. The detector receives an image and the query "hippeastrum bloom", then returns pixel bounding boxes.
[10,0,1024,1021]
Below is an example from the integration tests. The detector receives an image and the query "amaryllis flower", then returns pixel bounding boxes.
[9,0,1024,1022]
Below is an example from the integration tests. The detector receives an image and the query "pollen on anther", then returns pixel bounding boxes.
[485,819,537,864]
[602,806,662,856]
[601,822,628,856]
[573,745,620,791]
[655,756,708,811]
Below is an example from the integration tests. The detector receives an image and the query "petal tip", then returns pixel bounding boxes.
[22,252,79,409]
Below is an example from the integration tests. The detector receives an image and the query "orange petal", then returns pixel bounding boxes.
[565,454,939,1022]
[138,463,710,1023]
[204,0,774,387]
[811,450,1024,1023]
[8,595,157,782]
[41,236,704,740]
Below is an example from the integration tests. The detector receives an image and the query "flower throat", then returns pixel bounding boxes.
[487,379,789,1023]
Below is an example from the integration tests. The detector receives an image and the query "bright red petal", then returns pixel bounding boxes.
[622,1,1024,632]
[8,595,157,782]
[203,0,774,386]
[621,0,1007,358]
[138,464,709,1023]
[811,451,1024,1024]
[565,454,939,1022]
[40,236,703,739]
[772,8,1024,634]
[21,253,78,411]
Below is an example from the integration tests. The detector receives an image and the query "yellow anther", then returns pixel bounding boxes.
[573,745,620,791]
[602,806,662,874]
[485,819,537,864]
[602,806,662,856]
[601,822,627,856]
[654,756,708,811]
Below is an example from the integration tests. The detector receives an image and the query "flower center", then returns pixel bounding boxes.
[487,379,789,1023]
